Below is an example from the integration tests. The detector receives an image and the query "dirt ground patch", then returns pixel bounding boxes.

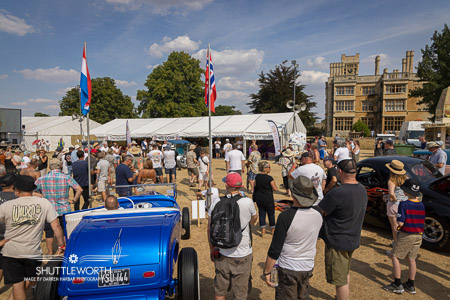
[0,157,448,299]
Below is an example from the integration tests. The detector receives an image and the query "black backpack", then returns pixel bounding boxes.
[210,194,246,249]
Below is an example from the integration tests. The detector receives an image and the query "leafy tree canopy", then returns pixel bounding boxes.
[411,24,450,121]
[59,77,136,124]
[137,51,206,118]
[34,112,49,117]
[352,119,370,137]
[248,60,317,131]
[214,105,242,116]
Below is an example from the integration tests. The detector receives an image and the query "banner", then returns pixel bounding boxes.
[267,120,281,155]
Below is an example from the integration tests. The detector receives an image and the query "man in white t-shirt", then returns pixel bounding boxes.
[289,152,327,205]
[208,172,257,299]
[225,144,245,175]
[334,141,351,163]
[223,139,232,158]
[214,139,222,158]
[148,145,164,183]
[198,148,210,190]
[20,152,31,169]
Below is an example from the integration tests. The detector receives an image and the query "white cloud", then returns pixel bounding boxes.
[300,70,329,85]
[104,0,213,13]
[218,77,258,90]
[219,90,249,100]
[115,80,137,87]
[194,49,264,76]
[0,10,34,36]
[146,64,156,70]
[15,67,79,83]
[361,53,391,65]
[306,56,328,69]
[55,87,73,96]
[28,98,56,103]
[0,74,8,79]
[44,105,60,110]
[148,35,201,58]
[10,101,27,106]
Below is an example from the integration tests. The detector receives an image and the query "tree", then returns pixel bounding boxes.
[59,77,136,124]
[34,112,49,117]
[137,51,206,118]
[214,105,242,116]
[352,119,370,137]
[248,61,317,131]
[411,24,450,121]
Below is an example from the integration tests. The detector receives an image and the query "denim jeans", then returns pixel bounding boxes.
[257,201,275,228]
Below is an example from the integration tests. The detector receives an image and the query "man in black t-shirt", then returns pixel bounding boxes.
[318,159,368,300]
[323,157,339,194]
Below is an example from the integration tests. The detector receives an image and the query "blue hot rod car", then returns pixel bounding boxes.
[34,184,199,300]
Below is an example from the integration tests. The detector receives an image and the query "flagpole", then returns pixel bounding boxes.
[85,41,92,207]
[207,43,212,212]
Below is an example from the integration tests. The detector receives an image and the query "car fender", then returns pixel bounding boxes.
[424,201,450,221]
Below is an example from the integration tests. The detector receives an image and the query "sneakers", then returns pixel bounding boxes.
[403,282,416,294]
[382,282,404,294]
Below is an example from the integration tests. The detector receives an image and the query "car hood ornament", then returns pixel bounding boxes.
[112,228,123,265]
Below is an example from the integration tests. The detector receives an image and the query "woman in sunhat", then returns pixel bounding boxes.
[278,149,295,196]
[385,160,408,249]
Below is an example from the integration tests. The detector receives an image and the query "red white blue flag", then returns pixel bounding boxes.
[205,51,216,113]
[80,44,92,116]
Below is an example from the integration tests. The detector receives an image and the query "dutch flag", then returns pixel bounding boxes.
[80,44,92,116]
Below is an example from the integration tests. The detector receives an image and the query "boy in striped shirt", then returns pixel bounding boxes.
[383,178,425,295]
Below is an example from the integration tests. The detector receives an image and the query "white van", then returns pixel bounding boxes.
[399,121,430,147]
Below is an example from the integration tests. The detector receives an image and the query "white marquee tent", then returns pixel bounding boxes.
[91,112,306,147]
[22,116,101,151]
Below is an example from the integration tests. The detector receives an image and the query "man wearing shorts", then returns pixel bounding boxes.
[163,145,177,183]
[246,144,260,193]
[318,159,368,300]
[208,173,257,299]
[198,148,210,190]
[148,145,163,183]
[186,145,199,187]
[383,179,425,295]
[0,175,65,300]
[96,151,110,202]
[214,139,222,158]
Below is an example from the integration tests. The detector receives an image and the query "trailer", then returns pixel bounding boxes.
[0,108,22,147]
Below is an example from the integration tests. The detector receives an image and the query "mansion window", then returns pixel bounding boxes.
[361,117,374,130]
[384,117,404,132]
[336,86,354,95]
[385,84,406,94]
[335,100,354,111]
[385,100,405,111]
[362,101,374,112]
[362,86,375,95]
[335,117,353,131]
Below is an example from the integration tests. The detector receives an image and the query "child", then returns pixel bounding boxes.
[198,148,210,190]
[383,178,425,295]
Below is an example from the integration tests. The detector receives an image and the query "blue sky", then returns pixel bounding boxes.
[0,0,449,120]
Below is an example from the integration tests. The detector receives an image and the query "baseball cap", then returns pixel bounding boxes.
[323,156,336,165]
[301,152,312,159]
[49,158,61,169]
[225,172,243,188]
[337,158,357,174]
[400,178,421,197]
[385,139,394,145]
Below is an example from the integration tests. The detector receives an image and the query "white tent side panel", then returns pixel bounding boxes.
[131,118,178,139]
[181,115,233,137]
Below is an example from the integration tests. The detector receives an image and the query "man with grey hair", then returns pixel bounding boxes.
[427,141,447,175]
[115,155,138,196]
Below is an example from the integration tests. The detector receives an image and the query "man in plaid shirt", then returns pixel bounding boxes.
[36,158,82,255]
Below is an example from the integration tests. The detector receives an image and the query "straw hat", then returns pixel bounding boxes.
[189,144,196,150]
[426,141,440,148]
[385,160,406,175]
[282,149,295,157]
[129,146,141,155]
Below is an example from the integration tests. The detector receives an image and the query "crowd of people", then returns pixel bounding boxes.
[0,133,444,299]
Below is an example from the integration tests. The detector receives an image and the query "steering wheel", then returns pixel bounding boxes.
[120,197,135,208]
[367,176,380,186]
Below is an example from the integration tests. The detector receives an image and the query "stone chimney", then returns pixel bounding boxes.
[409,50,414,73]
[402,58,406,73]
[405,51,410,73]
[375,55,380,75]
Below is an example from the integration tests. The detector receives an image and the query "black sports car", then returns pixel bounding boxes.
[356,156,450,252]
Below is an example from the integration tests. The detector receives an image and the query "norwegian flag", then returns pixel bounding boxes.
[204,51,216,113]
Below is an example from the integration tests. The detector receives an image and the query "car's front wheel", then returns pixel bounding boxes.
[178,247,199,300]
[422,212,450,252]
[34,259,62,300]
